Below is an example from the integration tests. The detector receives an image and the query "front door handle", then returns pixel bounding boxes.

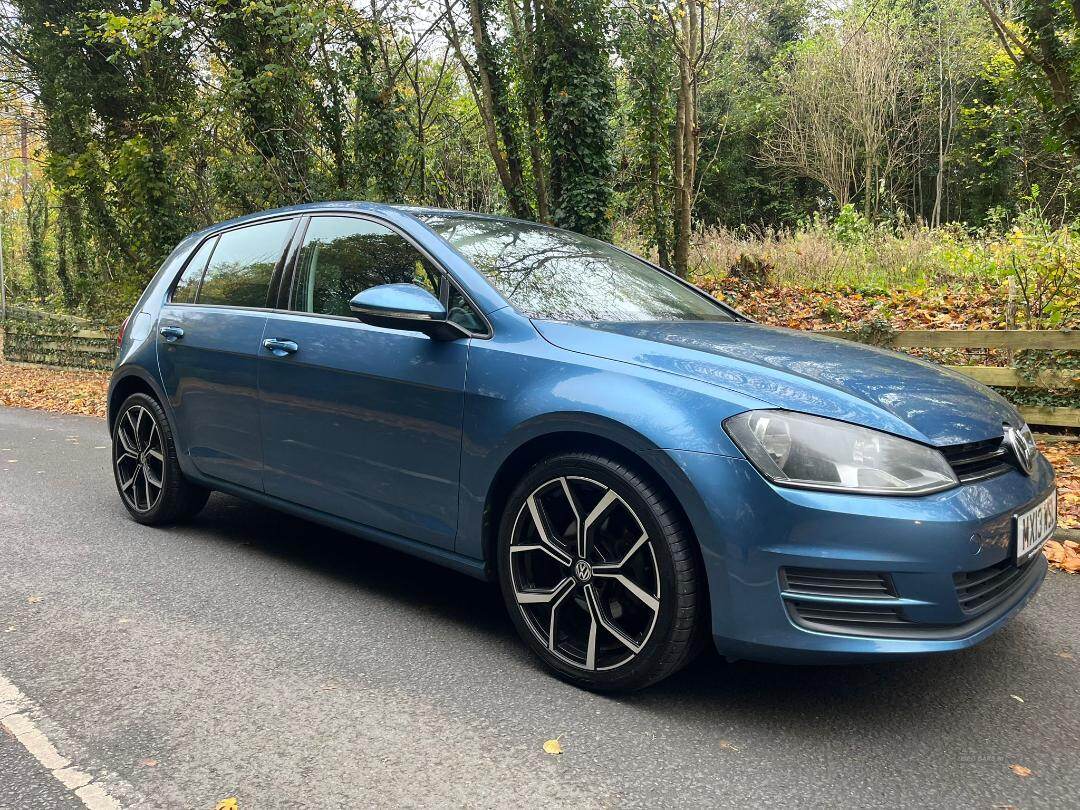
[159,326,184,342]
[263,338,299,356]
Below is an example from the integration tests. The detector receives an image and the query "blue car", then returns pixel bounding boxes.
[108,202,1057,690]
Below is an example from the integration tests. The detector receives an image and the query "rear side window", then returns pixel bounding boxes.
[291,217,441,318]
[171,236,217,304]
[197,219,293,308]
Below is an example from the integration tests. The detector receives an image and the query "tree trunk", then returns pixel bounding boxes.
[467,0,534,219]
[671,0,699,279]
[512,0,550,222]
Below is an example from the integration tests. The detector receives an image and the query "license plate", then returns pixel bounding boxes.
[1015,489,1057,562]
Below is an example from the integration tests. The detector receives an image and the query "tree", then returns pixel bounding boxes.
[538,0,616,238]
[763,19,920,219]
[443,0,535,218]
[921,0,988,226]
[979,0,1080,161]
[618,0,676,265]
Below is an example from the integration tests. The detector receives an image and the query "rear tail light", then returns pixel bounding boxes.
[118,316,129,347]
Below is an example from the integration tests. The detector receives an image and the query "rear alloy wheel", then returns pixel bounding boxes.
[114,403,165,514]
[112,392,210,525]
[498,453,704,690]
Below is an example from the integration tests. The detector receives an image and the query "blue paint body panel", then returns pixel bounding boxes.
[258,311,467,549]
[108,201,1054,664]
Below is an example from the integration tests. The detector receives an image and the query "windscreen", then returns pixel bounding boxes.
[421,215,735,322]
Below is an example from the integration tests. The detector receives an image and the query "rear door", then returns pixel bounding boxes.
[157,217,297,491]
[257,215,484,550]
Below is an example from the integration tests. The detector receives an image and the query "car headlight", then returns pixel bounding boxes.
[724,410,959,495]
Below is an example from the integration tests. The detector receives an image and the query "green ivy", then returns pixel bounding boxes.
[538,0,616,239]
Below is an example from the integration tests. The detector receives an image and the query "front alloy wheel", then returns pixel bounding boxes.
[498,453,704,690]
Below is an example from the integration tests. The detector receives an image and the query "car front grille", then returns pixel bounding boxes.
[780,567,895,599]
[954,554,1039,614]
[940,436,1014,483]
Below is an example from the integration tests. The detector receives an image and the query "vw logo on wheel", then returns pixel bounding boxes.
[574,560,593,583]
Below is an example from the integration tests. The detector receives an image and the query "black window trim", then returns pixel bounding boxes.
[163,214,301,312]
[167,233,218,306]
[280,210,493,339]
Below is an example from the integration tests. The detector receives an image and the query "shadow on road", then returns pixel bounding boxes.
[182,491,1043,724]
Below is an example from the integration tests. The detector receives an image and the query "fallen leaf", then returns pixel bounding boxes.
[26,595,42,604]
[139,758,158,767]
[1010,695,1024,703]
[1058,651,1074,660]
[719,739,740,751]
[1009,764,1033,778]
[542,738,563,755]
[1043,540,1080,573]
[215,799,238,810]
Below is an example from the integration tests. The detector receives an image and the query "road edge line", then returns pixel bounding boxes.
[0,671,126,809]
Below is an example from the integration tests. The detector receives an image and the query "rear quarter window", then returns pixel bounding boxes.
[171,236,217,304]
[196,219,294,308]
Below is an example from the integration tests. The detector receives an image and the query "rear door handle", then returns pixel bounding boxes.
[159,326,184,342]
[263,338,299,356]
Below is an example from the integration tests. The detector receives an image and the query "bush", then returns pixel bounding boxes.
[678,209,1080,312]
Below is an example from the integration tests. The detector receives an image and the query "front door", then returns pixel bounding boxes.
[157,217,296,491]
[257,216,473,550]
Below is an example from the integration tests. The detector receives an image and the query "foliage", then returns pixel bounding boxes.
[0,0,1078,322]
[538,0,616,238]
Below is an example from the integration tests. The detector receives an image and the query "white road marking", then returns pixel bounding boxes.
[0,671,125,809]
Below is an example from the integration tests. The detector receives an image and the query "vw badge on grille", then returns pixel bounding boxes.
[1004,424,1037,476]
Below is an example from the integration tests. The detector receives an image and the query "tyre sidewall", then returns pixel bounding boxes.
[497,454,688,691]
[112,393,178,525]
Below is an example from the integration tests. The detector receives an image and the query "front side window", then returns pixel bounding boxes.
[196,218,293,307]
[422,215,735,323]
[291,217,442,318]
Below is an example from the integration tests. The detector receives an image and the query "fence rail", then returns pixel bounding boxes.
[2,316,117,371]
[2,304,93,326]
[821,328,1080,428]
[821,328,1079,351]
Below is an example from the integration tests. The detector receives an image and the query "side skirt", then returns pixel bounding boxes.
[184,471,492,582]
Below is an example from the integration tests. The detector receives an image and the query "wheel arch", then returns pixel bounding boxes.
[107,368,167,432]
[479,428,706,582]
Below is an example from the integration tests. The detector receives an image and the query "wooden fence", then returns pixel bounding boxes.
[1,309,117,371]
[822,328,1080,428]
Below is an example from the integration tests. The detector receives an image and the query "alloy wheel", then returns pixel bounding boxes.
[114,405,165,513]
[509,476,661,672]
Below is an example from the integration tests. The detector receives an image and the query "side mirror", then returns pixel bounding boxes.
[349,283,468,340]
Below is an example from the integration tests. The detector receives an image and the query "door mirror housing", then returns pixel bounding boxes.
[349,283,468,340]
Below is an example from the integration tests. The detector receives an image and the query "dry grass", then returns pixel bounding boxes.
[685,224,966,290]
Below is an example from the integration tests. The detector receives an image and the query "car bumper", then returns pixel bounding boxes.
[660,449,1055,664]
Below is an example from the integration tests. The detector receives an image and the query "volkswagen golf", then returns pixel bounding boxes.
[108,202,1056,690]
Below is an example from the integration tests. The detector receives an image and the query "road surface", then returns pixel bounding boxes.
[1,405,1078,808]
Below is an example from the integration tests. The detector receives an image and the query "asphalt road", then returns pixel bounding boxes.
[1,405,1079,809]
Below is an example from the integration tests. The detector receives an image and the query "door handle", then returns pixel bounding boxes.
[159,326,184,342]
[263,338,299,356]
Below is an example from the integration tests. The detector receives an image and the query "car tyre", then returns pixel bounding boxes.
[497,451,705,691]
[112,392,210,525]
